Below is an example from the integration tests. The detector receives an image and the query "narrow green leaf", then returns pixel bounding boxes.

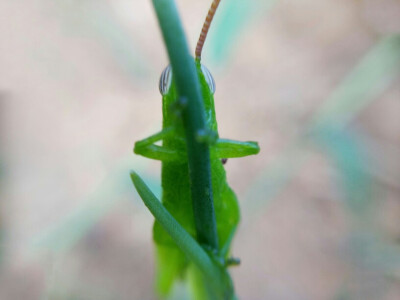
[130,171,225,295]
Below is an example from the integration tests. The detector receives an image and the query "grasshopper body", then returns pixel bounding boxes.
[134,61,259,294]
[133,0,259,297]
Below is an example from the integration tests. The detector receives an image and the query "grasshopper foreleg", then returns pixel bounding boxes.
[214,139,260,159]
[134,127,184,161]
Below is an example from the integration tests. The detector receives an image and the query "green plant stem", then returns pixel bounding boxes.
[151,0,219,250]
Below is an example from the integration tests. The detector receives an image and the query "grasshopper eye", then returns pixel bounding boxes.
[159,64,216,95]
[200,64,216,94]
[159,65,172,95]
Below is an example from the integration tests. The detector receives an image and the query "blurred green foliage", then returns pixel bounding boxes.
[207,0,277,66]
[247,34,400,218]
[54,0,151,80]
[29,157,158,254]
[310,35,400,129]
[23,1,400,299]
[246,33,400,299]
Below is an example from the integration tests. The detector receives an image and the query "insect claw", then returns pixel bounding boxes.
[225,257,241,267]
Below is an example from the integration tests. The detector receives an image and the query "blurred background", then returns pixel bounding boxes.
[1,0,400,299]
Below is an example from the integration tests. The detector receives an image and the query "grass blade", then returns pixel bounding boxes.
[130,171,226,295]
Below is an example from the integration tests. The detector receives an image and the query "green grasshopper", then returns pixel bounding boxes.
[132,0,259,297]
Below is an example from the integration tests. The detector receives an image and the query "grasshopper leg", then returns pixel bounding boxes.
[134,128,184,161]
[214,139,260,159]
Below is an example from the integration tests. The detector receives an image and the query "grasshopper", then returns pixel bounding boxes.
[132,0,259,297]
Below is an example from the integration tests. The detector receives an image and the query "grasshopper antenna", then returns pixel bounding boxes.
[195,0,221,61]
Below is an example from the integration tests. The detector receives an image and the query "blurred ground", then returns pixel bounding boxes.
[0,0,400,299]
